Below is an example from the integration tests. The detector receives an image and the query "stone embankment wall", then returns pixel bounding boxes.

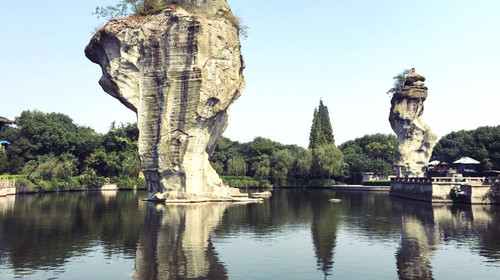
[0,178,16,188]
[390,177,500,204]
[0,178,16,196]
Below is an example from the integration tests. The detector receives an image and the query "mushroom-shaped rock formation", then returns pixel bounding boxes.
[0,116,15,131]
[389,68,437,177]
[85,1,245,201]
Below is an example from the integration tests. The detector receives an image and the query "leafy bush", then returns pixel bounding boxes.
[221,176,267,188]
[15,177,35,193]
[226,157,247,176]
[483,184,500,204]
[116,176,136,189]
[286,179,336,188]
[80,168,106,188]
[137,177,146,189]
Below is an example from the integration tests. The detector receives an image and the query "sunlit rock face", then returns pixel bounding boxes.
[389,68,437,177]
[85,2,244,200]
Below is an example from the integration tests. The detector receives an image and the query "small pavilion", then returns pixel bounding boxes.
[453,157,480,173]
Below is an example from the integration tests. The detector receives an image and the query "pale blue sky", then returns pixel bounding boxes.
[1,0,499,147]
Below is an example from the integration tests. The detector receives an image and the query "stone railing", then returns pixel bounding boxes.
[0,178,16,188]
[391,177,500,185]
[391,177,433,183]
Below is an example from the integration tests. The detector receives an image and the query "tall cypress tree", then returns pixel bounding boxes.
[309,109,325,149]
[309,100,334,149]
[318,100,334,145]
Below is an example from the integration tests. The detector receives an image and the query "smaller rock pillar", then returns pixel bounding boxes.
[389,68,437,177]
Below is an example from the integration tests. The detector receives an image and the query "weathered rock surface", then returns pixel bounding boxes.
[161,0,232,17]
[389,68,437,177]
[85,3,245,201]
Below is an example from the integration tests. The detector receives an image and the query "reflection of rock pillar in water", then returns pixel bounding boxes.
[0,195,15,215]
[134,203,228,279]
[396,216,440,279]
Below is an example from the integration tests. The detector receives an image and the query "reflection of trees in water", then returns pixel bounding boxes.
[311,198,339,279]
[214,189,401,278]
[215,189,346,277]
[134,203,229,280]
[3,189,500,278]
[0,192,144,273]
[441,204,500,261]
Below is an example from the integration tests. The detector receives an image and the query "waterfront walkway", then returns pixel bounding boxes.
[331,185,390,192]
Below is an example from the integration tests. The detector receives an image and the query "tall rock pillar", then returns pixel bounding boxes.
[389,68,437,177]
[85,1,245,201]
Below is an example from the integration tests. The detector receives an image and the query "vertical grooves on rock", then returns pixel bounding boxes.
[86,7,245,199]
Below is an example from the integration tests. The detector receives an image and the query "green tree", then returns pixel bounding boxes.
[291,148,313,179]
[250,155,271,182]
[0,152,8,174]
[312,144,346,179]
[209,136,242,175]
[226,157,247,176]
[309,100,334,149]
[0,110,100,175]
[432,125,500,171]
[318,100,334,144]
[339,133,397,183]
[309,108,327,149]
[387,69,411,95]
[240,137,281,159]
[271,149,295,186]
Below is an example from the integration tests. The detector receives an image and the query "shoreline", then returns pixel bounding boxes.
[330,185,391,192]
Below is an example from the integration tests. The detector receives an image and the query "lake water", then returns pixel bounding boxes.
[1,189,500,279]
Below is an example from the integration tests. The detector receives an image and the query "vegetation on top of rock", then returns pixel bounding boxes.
[386,68,412,95]
[94,0,248,39]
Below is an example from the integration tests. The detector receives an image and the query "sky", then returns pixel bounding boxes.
[1,0,499,148]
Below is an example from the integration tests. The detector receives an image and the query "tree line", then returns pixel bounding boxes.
[0,110,142,191]
[431,126,500,172]
[2,107,498,191]
[210,100,398,186]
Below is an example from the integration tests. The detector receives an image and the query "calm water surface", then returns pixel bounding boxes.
[1,189,500,279]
